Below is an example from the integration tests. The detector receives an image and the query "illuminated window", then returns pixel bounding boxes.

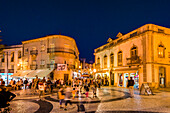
[97,57,100,64]
[104,55,107,68]
[110,53,114,67]
[158,44,165,58]
[118,51,122,66]
[131,46,138,57]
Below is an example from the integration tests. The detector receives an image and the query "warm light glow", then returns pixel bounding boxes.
[17,64,20,66]
[79,66,81,68]
[93,69,96,72]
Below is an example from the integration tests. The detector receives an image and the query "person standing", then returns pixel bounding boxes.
[23,79,28,89]
[38,81,45,100]
[127,77,135,98]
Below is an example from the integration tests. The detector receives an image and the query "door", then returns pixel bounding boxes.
[159,67,166,88]
[64,74,69,82]
[110,72,114,85]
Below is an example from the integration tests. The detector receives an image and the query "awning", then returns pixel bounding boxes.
[11,70,32,77]
[26,69,54,78]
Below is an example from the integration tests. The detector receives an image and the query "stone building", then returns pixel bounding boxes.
[0,45,22,84]
[94,24,170,89]
[11,35,80,82]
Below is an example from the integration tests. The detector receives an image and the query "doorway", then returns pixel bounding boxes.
[64,74,69,82]
[159,67,166,88]
[110,72,114,85]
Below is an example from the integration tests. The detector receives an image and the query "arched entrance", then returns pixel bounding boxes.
[159,67,166,88]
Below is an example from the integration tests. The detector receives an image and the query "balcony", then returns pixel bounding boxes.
[47,64,57,69]
[126,55,141,65]
[8,69,14,73]
[30,50,38,55]
[47,47,75,55]
[67,64,75,70]
[30,64,38,70]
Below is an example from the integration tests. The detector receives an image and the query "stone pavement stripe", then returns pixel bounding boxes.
[33,100,53,113]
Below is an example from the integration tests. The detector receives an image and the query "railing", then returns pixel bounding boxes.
[47,64,57,69]
[126,55,141,65]
[30,64,38,70]
[30,50,38,55]
[8,69,14,73]
[67,64,75,70]
[47,47,75,55]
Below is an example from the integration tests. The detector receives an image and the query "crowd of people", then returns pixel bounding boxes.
[0,76,102,111]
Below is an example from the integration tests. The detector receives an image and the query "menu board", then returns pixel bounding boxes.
[140,83,153,95]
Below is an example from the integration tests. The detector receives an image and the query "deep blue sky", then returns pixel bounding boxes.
[0,0,170,62]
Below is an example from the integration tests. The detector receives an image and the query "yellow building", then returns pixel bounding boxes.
[94,24,170,89]
[13,35,79,81]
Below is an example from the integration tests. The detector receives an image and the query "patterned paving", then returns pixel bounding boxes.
[7,87,170,113]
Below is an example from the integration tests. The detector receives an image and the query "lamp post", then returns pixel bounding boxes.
[6,51,9,85]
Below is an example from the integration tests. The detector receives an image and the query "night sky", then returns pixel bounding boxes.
[0,0,170,62]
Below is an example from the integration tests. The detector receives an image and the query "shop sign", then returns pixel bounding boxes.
[140,83,153,95]
[57,64,67,71]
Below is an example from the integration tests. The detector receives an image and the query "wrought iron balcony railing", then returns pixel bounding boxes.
[47,47,75,55]
[30,64,38,70]
[126,55,141,65]
[8,69,14,73]
[30,50,38,55]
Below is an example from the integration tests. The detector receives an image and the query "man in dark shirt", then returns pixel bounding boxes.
[127,77,135,98]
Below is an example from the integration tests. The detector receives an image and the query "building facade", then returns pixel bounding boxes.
[94,24,170,89]
[0,45,22,84]
[19,35,79,81]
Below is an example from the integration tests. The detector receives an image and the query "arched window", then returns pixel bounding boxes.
[131,46,138,58]
[118,51,122,66]
[110,53,114,67]
[104,55,107,68]
[158,44,165,58]
[97,57,100,64]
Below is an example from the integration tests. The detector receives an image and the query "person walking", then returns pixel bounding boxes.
[127,77,135,98]
[58,88,65,109]
[38,81,45,100]
[64,87,72,110]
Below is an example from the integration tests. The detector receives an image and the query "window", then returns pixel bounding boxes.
[41,45,45,52]
[41,60,45,65]
[118,51,122,66]
[158,44,165,58]
[104,55,107,68]
[11,65,14,69]
[25,48,28,54]
[18,51,21,58]
[97,57,100,64]
[2,53,5,62]
[131,46,138,58]
[11,52,14,62]
[110,53,114,67]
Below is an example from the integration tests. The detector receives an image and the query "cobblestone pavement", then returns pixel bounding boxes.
[7,87,170,113]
